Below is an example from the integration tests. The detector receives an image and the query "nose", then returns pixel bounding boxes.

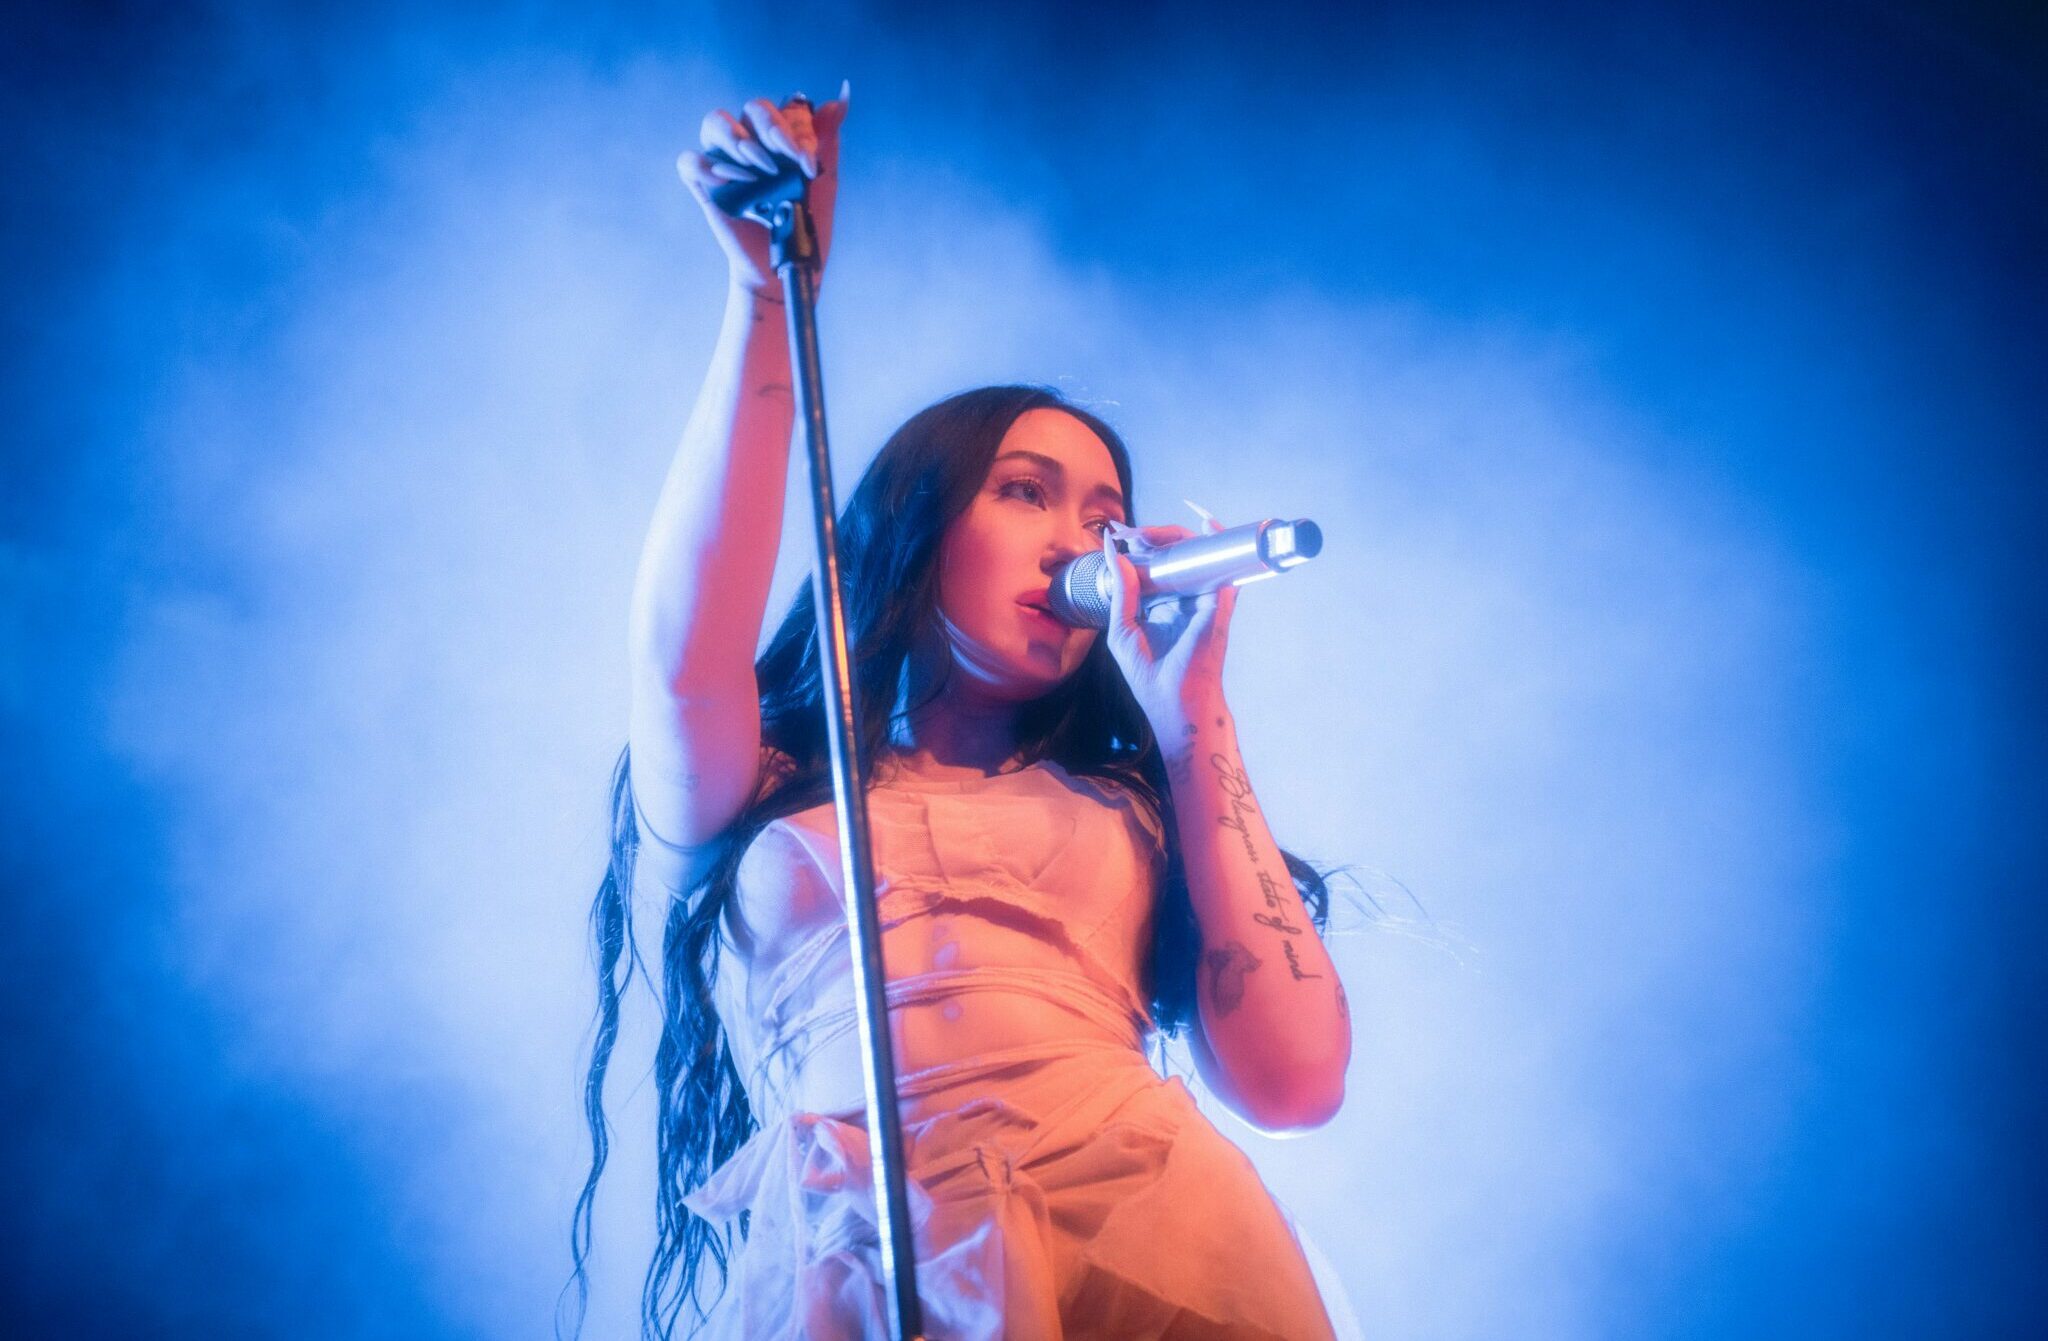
[1044,531,1096,574]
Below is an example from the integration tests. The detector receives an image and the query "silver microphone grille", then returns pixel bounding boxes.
[1046,552,1112,630]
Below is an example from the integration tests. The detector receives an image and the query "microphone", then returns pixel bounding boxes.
[1045,517,1323,630]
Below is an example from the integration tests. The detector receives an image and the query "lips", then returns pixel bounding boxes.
[1017,595,1065,630]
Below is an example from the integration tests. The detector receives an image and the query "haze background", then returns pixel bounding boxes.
[4,2,2042,1337]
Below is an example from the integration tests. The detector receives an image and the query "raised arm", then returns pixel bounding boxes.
[628,92,846,861]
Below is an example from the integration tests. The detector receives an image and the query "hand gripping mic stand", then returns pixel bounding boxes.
[708,162,926,1341]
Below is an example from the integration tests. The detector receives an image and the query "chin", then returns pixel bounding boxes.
[1001,662,1069,699]
[943,611,1092,697]
[963,650,1069,702]
[1026,647,1095,693]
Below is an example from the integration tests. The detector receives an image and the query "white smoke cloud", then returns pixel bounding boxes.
[99,50,1826,1340]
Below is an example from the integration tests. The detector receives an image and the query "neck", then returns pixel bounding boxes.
[888,647,1025,776]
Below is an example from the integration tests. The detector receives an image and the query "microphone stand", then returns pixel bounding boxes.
[708,166,925,1341]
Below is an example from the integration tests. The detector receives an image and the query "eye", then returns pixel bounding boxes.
[998,476,1049,506]
[1000,476,1119,536]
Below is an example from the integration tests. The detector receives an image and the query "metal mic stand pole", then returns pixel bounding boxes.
[709,167,925,1341]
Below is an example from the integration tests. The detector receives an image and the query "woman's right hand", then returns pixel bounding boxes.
[677,85,849,298]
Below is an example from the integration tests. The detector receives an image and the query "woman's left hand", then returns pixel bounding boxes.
[1099,513,1240,733]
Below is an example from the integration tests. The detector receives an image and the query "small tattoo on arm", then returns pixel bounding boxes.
[1209,752,1263,867]
[1208,751,1253,806]
[1335,980,1350,1017]
[1202,940,1261,1017]
[1168,724,1198,788]
[1280,939,1323,981]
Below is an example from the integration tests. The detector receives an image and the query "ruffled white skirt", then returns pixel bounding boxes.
[682,1041,1350,1339]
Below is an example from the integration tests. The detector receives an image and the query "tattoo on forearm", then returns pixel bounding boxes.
[1280,939,1322,981]
[1167,723,1198,789]
[1255,869,1285,910]
[1202,940,1261,1016]
[1210,752,1262,866]
[1205,747,1326,985]
[1335,980,1349,1017]
[1243,818,1308,941]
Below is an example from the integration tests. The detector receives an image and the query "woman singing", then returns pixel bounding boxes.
[568,88,1354,1340]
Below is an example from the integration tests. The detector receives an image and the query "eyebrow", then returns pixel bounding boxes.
[993,450,1128,515]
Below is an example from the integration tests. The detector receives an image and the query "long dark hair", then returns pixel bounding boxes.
[560,385,1337,1340]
